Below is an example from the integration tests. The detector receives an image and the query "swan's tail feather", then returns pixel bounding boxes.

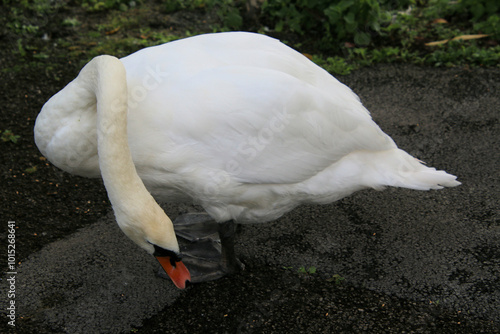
[364,149,461,191]
[391,168,461,190]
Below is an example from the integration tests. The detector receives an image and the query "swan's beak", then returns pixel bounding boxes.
[156,256,191,289]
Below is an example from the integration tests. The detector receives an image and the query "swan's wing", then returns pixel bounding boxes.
[123,32,325,84]
[130,65,396,185]
[122,31,365,116]
[123,32,396,185]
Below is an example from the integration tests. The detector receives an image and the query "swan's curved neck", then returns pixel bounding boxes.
[78,56,176,251]
[80,56,148,211]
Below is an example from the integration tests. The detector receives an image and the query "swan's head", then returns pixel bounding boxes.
[114,201,191,289]
[36,55,191,289]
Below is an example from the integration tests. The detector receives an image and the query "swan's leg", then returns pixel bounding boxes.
[219,220,245,274]
[156,213,243,283]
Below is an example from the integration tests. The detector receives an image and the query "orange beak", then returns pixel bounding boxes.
[156,256,191,289]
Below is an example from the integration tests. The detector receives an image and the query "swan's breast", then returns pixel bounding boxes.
[35,78,100,177]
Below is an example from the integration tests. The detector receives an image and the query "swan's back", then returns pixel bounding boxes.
[35,32,459,223]
[122,32,359,104]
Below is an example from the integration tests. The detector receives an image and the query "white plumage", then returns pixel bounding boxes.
[35,31,459,224]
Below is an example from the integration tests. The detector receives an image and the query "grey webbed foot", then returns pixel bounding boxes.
[157,213,244,283]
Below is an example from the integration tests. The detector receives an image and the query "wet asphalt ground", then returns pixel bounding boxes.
[1,64,499,333]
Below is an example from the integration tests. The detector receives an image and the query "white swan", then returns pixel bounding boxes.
[34,32,460,288]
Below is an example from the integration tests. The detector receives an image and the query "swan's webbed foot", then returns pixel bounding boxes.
[157,213,244,283]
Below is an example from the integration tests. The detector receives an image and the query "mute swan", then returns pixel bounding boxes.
[34,32,460,289]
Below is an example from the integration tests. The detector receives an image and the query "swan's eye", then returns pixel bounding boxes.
[149,242,182,262]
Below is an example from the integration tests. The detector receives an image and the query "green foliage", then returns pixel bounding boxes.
[1,130,21,143]
[62,18,82,27]
[77,0,141,12]
[298,266,317,275]
[474,14,500,36]
[163,0,206,13]
[16,39,27,57]
[4,1,49,38]
[24,166,38,174]
[258,0,499,68]
[2,0,499,75]
[312,55,356,75]
[283,265,317,275]
[392,0,500,37]
[2,0,54,12]
[162,0,243,30]
[363,0,500,70]
[262,0,392,49]
[326,274,345,285]
[451,0,500,37]
[454,0,500,22]
[324,0,391,46]
[424,42,500,67]
[212,0,243,30]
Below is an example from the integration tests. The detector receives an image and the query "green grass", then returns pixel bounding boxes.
[1,130,21,144]
[326,274,346,285]
[2,0,499,75]
[298,266,317,275]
